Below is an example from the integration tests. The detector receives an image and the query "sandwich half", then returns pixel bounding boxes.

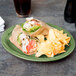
[21,17,51,37]
[9,25,37,55]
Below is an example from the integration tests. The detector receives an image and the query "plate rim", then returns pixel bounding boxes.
[1,23,75,62]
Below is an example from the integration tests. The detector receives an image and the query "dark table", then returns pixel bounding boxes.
[0,0,76,76]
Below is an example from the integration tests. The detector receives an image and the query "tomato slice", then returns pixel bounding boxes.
[32,19,40,26]
[35,22,40,26]
[26,40,36,53]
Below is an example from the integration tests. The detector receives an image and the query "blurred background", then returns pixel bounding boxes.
[0,0,76,31]
[0,0,75,31]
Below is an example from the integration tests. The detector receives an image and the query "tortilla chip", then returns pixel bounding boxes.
[35,28,70,57]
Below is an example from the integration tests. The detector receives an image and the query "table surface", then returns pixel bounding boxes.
[0,0,76,76]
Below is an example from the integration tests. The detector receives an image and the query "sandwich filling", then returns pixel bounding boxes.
[22,17,41,33]
[17,33,37,54]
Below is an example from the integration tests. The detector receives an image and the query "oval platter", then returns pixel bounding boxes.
[1,23,75,62]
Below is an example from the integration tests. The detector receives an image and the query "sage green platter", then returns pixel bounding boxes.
[1,23,75,62]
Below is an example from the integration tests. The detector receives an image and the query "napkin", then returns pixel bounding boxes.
[0,16,5,32]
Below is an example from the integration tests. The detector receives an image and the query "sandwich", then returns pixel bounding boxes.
[9,25,37,55]
[9,17,51,55]
[21,17,51,37]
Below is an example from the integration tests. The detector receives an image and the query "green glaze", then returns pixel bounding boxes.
[1,23,75,62]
